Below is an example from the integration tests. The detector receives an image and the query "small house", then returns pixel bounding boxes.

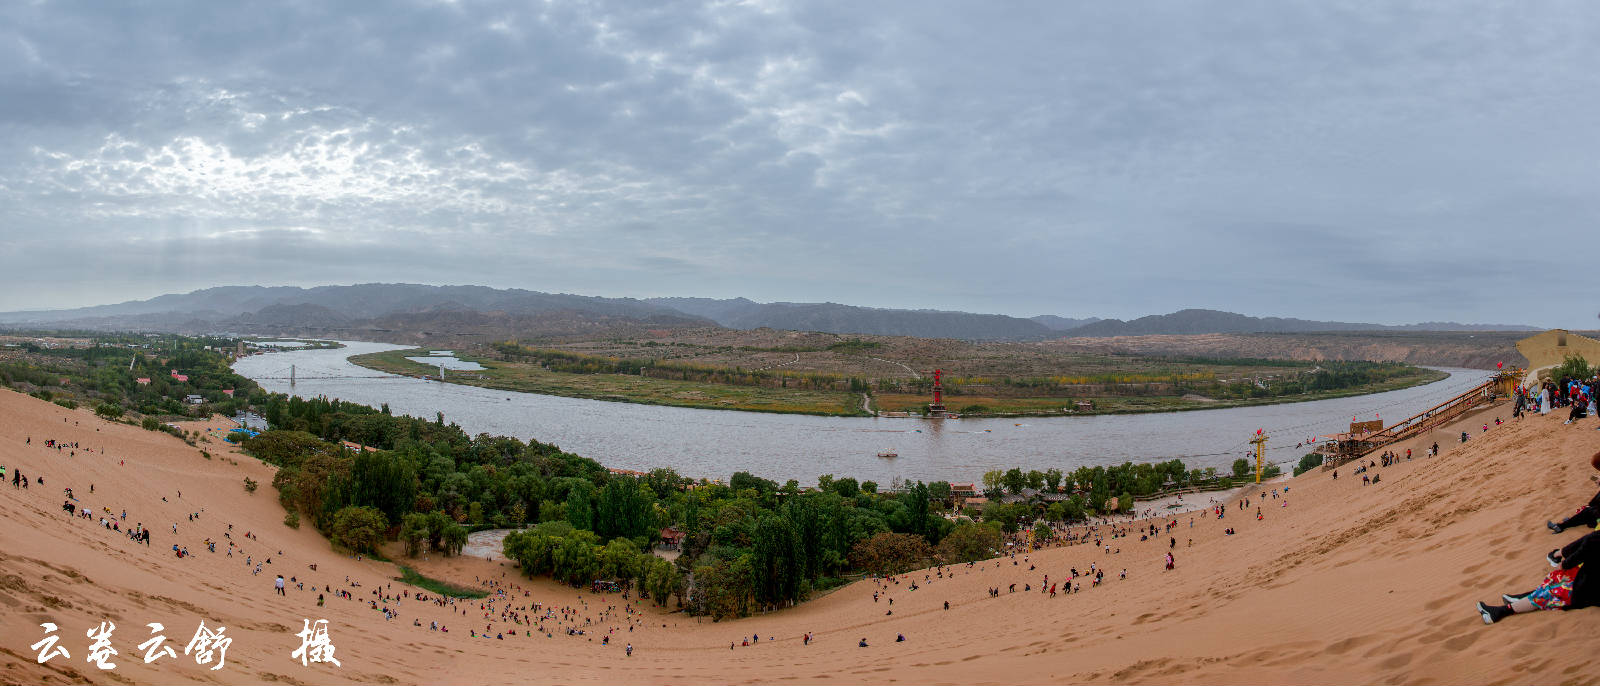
[135,378,151,386]
[658,527,686,549]
[184,394,205,405]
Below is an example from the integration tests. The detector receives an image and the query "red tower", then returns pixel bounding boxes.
[928,368,947,417]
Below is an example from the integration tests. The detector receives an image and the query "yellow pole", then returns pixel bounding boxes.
[1250,431,1268,484]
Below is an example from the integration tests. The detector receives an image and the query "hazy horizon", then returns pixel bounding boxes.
[0,280,1555,329]
[3,2,1597,328]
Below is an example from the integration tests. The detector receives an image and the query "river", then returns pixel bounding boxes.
[233,341,1492,485]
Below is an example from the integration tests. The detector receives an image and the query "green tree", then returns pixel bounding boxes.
[1043,469,1063,492]
[440,521,468,556]
[694,556,756,619]
[816,474,836,493]
[566,484,595,531]
[400,513,430,556]
[644,557,681,607]
[94,402,124,419]
[983,501,1028,533]
[981,470,1004,497]
[1025,470,1045,490]
[597,538,641,580]
[1003,468,1026,494]
[596,478,653,541]
[552,530,601,586]
[1032,521,1053,543]
[752,513,804,607]
[899,481,932,540]
[329,506,387,554]
[936,522,1001,563]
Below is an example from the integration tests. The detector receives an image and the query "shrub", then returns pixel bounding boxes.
[94,402,124,419]
[53,398,78,410]
[284,511,300,529]
[848,532,930,576]
[243,477,258,493]
[1551,354,1593,384]
[1293,453,1324,476]
[1231,458,1251,479]
[141,417,162,431]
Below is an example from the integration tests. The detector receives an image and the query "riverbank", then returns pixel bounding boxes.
[238,342,1491,485]
[875,366,1447,417]
[349,347,868,417]
[350,346,1447,419]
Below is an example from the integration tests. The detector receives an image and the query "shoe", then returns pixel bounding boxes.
[1477,601,1512,624]
[1549,520,1564,534]
[1548,550,1562,567]
[1502,591,1531,603]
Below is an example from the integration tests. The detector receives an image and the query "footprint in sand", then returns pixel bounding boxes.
[1325,635,1373,655]
[1441,632,1481,652]
[1378,652,1413,669]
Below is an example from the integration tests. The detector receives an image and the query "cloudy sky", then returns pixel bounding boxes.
[1,1,1596,326]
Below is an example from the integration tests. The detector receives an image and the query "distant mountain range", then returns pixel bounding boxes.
[1062,309,1539,337]
[645,297,1057,340]
[1029,315,1104,331]
[0,285,1540,341]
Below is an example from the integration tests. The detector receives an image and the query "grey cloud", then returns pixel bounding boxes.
[0,1,1596,326]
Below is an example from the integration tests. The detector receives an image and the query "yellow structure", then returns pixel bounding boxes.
[1515,329,1600,375]
[1249,430,1268,484]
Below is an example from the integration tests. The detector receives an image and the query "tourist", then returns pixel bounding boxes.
[1477,529,1600,623]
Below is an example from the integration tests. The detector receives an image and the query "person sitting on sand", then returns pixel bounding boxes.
[859,638,868,647]
[1478,528,1600,623]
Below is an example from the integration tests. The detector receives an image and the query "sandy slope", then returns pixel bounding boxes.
[2,388,1597,685]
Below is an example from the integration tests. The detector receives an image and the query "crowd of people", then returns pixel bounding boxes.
[1514,377,1599,427]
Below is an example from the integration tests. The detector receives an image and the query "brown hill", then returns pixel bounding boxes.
[1044,331,1530,370]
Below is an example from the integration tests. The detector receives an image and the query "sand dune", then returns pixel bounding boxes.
[2,388,1597,684]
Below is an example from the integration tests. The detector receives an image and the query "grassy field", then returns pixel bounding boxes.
[352,346,1447,418]
[350,348,866,416]
[873,366,1447,416]
[395,565,489,599]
